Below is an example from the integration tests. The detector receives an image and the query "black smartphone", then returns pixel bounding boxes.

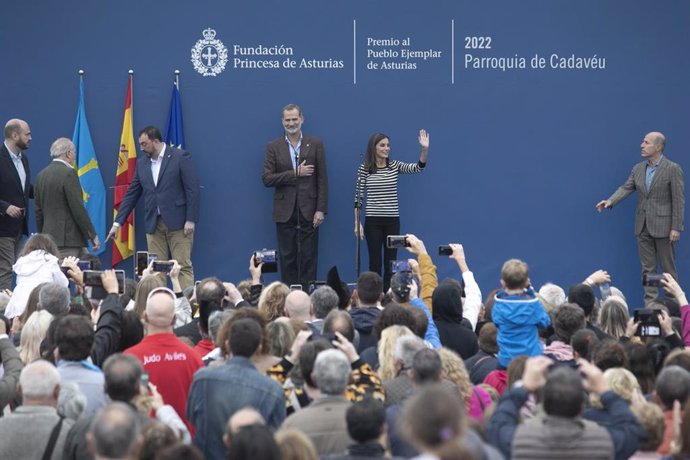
[83,270,103,286]
[152,261,174,273]
[386,235,409,248]
[642,273,664,287]
[83,270,125,295]
[136,251,148,277]
[438,245,453,256]
[115,270,125,294]
[253,249,278,273]
[140,372,150,388]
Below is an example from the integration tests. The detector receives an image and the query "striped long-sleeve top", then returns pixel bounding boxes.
[354,159,425,217]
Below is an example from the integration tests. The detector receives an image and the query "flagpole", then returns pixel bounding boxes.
[174,69,180,89]
[128,69,136,259]
[128,69,134,129]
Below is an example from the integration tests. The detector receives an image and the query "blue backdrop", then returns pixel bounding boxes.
[2,0,688,306]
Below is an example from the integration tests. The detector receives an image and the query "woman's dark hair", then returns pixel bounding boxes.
[372,303,417,341]
[120,310,145,351]
[227,425,281,460]
[19,233,59,258]
[364,133,390,174]
[624,342,656,394]
[401,385,470,460]
[18,282,50,329]
[594,340,628,371]
[218,307,271,357]
[139,422,178,460]
[647,339,673,376]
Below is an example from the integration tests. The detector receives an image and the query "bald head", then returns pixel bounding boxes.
[228,408,265,435]
[224,407,265,448]
[144,290,176,330]
[285,290,313,321]
[641,131,666,163]
[649,131,666,150]
[4,118,31,151]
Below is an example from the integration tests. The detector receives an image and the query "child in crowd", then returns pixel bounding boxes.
[492,259,551,368]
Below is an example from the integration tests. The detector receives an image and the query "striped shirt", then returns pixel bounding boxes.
[354,159,424,217]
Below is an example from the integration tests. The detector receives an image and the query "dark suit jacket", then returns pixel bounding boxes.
[116,146,200,234]
[0,144,32,237]
[609,156,685,238]
[35,160,96,247]
[262,134,328,223]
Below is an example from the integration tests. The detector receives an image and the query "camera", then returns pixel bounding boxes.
[438,245,453,256]
[390,260,411,273]
[253,249,278,273]
[386,235,409,248]
[633,308,661,337]
[290,284,303,291]
[642,273,664,287]
[152,261,174,273]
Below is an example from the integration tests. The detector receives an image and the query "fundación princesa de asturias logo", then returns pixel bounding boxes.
[191,28,228,77]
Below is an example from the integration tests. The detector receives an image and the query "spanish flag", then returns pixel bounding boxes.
[112,76,137,267]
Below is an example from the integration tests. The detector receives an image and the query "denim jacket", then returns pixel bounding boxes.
[187,356,285,460]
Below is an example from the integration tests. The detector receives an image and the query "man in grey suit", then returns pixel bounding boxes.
[596,131,685,301]
[35,138,100,258]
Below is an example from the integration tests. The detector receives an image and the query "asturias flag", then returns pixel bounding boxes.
[164,81,185,149]
[73,78,107,255]
[112,77,137,267]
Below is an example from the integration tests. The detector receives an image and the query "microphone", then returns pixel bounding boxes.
[295,151,300,176]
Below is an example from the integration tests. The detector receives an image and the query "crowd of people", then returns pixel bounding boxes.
[0,228,689,460]
[0,113,687,459]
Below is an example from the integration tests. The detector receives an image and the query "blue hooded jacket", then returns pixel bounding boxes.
[492,288,551,367]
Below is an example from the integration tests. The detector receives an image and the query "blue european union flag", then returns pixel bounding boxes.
[164,82,185,149]
[73,78,107,255]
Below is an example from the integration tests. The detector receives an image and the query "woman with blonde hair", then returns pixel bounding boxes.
[588,367,641,409]
[438,347,492,423]
[18,310,53,364]
[377,325,415,381]
[598,296,630,339]
[274,428,319,460]
[258,281,290,321]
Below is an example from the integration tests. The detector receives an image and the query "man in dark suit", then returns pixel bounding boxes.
[35,137,99,258]
[597,131,685,301]
[262,104,328,286]
[0,119,33,289]
[106,126,199,289]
